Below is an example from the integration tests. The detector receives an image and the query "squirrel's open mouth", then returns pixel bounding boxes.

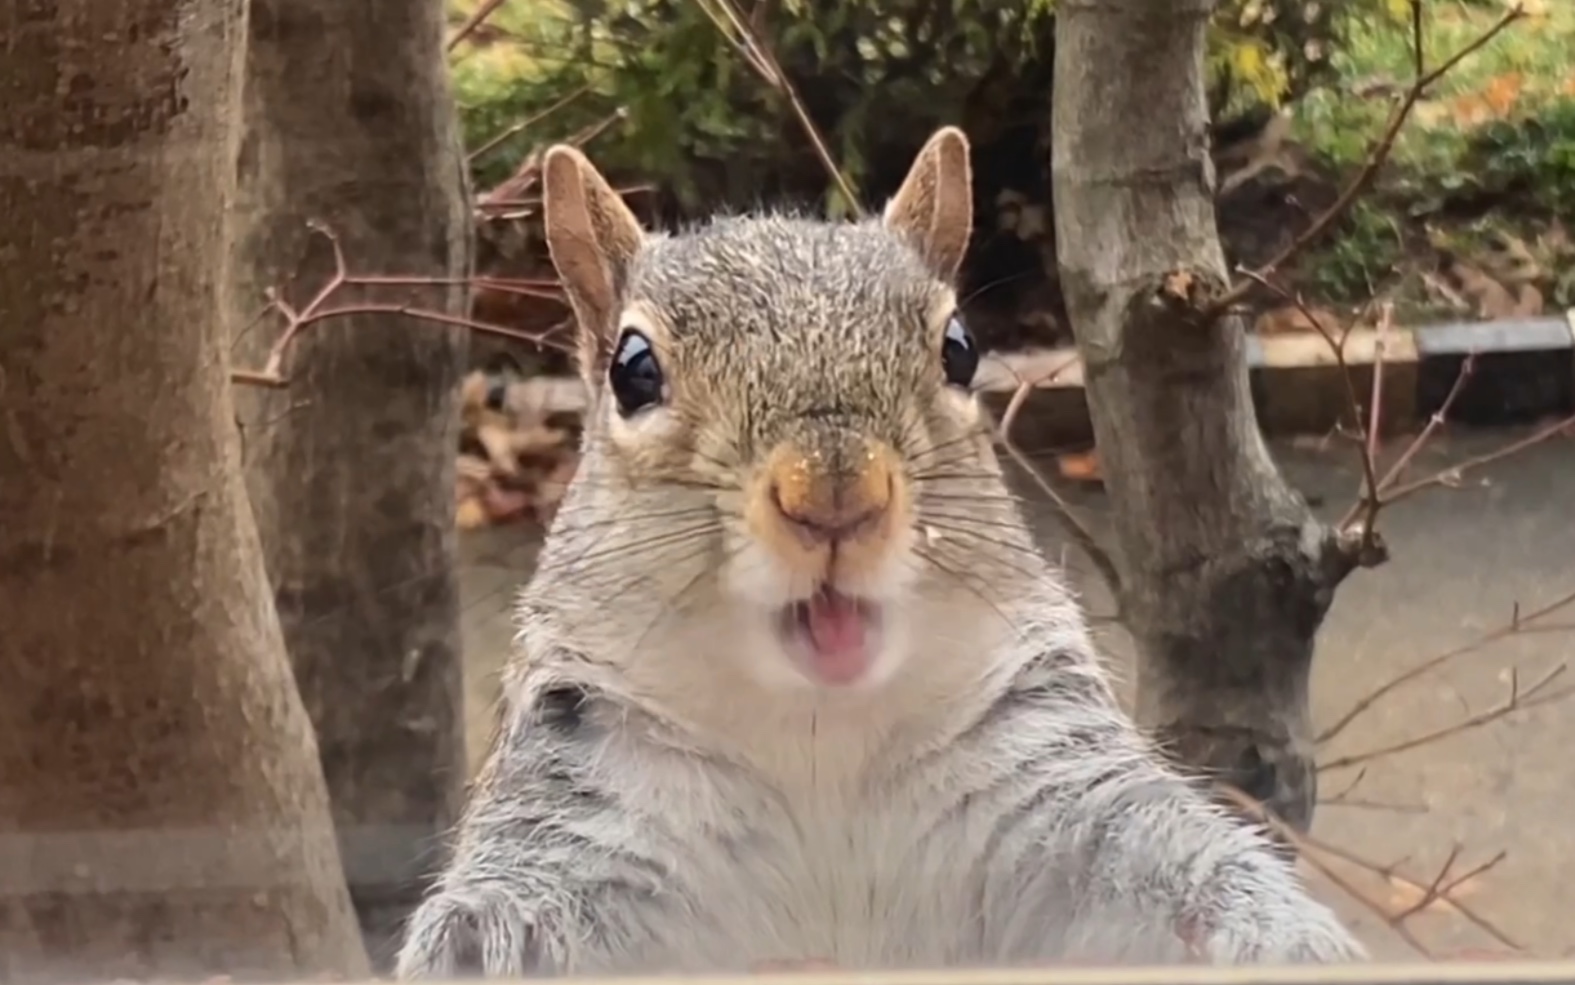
[775,585,883,687]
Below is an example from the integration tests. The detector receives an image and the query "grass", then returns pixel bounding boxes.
[1295,1,1575,173]
[1288,1,1575,315]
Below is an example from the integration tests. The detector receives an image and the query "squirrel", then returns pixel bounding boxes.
[396,127,1367,977]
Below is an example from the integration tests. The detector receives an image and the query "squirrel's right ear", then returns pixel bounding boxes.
[883,126,973,283]
[542,145,645,378]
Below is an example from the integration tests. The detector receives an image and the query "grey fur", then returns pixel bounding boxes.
[397,200,1365,976]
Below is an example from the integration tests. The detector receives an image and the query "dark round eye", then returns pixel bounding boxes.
[941,314,979,389]
[608,328,664,416]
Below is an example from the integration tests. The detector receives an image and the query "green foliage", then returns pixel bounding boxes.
[450,0,1363,214]
[1299,199,1406,301]
[1458,99,1575,222]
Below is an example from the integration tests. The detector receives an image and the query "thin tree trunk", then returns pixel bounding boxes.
[228,0,471,965]
[0,0,370,979]
[1050,0,1361,832]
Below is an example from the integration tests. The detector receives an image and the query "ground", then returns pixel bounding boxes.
[455,423,1575,962]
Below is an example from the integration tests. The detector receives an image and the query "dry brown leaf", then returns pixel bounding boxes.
[1511,284,1544,317]
[482,482,534,523]
[1481,71,1525,117]
[456,496,490,530]
[1385,868,1484,915]
[512,425,571,457]
[476,421,522,475]
[1162,271,1194,300]
[1445,259,1520,320]
[1057,449,1103,483]
[457,453,493,485]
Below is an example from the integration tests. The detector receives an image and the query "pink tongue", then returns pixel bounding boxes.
[803,593,870,684]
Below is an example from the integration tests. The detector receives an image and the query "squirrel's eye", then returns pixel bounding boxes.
[608,328,664,416]
[940,314,978,389]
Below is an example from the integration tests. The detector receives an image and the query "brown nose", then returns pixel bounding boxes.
[773,486,888,544]
[770,448,893,546]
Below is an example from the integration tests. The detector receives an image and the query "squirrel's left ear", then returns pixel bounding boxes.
[542,145,645,379]
[883,126,973,283]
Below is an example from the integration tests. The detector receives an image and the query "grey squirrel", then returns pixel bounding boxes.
[396,128,1366,976]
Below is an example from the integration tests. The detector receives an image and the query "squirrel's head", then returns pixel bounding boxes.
[540,128,1039,694]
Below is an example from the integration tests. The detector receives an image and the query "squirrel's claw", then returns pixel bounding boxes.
[397,887,552,979]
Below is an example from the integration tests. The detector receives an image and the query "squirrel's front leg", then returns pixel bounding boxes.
[398,878,560,978]
[397,682,626,979]
[1055,746,1365,964]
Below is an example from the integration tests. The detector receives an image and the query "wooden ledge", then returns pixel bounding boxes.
[306,963,1575,985]
[978,314,1575,444]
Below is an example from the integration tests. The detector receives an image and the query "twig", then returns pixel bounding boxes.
[1235,270,1388,568]
[1337,353,1479,528]
[1318,586,1575,744]
[468,82,596,164]
[1379,409,1575,506]
[230,223,570,389]
[1320,663,1572,771]
[447,0,508,52]
[1206,2,1526,319]
[1218,786,1521,956]
[692,0,861,216]
[995,358,1123,599]
[1316,768,1429,814]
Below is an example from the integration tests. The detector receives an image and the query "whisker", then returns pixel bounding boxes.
[557,520,726,571]
[549,504,724,536]
[907,546,1024,642]
[621,541,751,661]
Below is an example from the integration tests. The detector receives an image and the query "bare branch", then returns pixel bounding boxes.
[446,0,507,52]
[468,82,596,164]
[1318,587,1575,744]
[1234,270,1389,571]
[995,357,1123,600]
[1219,786,1521,957]
[1207,3,1526,318]
[1319,662,1573,772]
[692,0,862,216]
[230,223,572,389]
[1379,409,1575,507]
[1338,352,1479,530]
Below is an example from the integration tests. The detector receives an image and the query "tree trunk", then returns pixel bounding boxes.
[0,0,370,979]
[1050,0,1360,832]
[227,0,471,965]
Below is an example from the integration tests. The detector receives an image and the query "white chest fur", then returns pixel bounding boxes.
[584,722,993,973]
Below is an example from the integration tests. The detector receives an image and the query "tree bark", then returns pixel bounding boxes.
[1050,0,1360,832]
[0,0,370,979]
[227,0,471,965]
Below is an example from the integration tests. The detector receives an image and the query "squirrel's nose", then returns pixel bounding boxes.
[772,483,889,545]
[769,447,894,547]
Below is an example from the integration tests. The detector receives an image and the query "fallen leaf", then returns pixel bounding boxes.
[482,482,534,522]
[1162,270,1194,300]
[1420,271,1472,312]
[1386,868,1484,915]
[456,497,490,530]
[1057,449,1103,483]
[476,422,522,475]
[1481,71,1525,117]
[1443,258,1520,320]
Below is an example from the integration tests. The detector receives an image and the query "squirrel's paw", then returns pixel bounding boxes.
[396,886,553,979]
[1181,892,1367,965]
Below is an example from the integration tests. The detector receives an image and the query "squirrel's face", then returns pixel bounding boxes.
[543,129,1025,692]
